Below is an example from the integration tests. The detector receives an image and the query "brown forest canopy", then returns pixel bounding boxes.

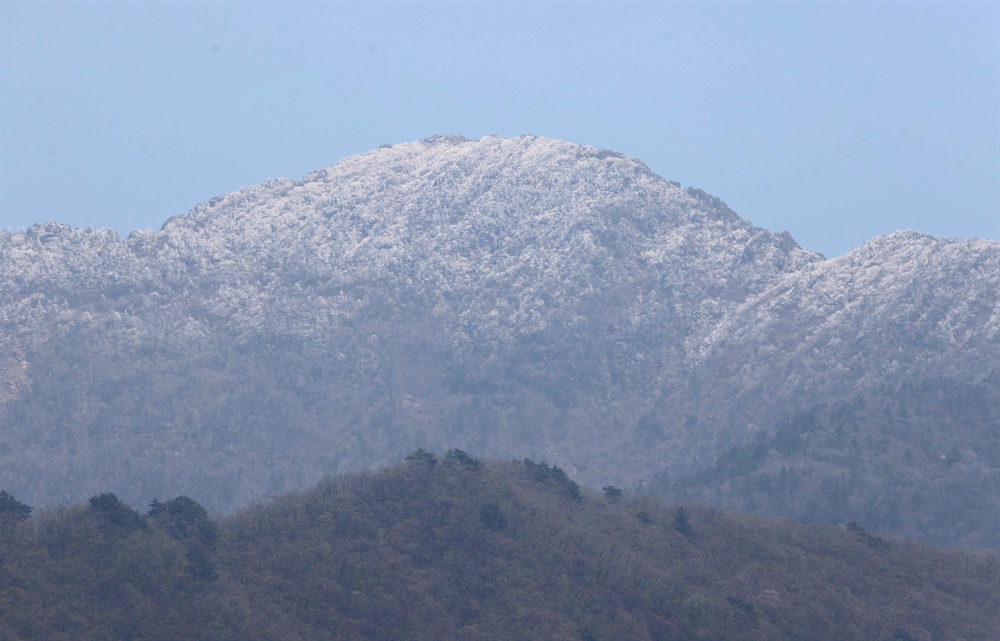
[1,454,997,641]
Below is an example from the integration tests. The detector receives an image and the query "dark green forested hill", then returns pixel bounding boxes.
[1,454,997,641]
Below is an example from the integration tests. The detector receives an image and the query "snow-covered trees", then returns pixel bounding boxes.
[1,135,996,548]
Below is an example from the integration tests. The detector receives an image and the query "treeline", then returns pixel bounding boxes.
[1,453,997,640]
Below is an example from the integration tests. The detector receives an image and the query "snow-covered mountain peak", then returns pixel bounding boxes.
[2,138,996,548]
[161,135,712,241]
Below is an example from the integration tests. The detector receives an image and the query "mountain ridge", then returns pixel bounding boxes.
[4,457,998,641]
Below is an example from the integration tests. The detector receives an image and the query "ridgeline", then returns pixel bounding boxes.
[2,454,996,640]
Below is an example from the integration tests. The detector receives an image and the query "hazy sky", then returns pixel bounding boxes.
[2,2,997,257]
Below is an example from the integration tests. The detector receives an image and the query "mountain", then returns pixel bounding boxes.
[2,457,997,641]
[652,232,999,548]
[1,135,996,547]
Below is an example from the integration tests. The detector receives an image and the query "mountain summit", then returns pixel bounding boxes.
[1,135,996,547]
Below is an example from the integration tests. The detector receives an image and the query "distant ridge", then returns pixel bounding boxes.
[1,135,996,547]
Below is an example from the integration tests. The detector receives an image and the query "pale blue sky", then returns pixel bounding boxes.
[2,1,997,257]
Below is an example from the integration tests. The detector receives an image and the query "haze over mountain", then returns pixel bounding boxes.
[1,135,996,548]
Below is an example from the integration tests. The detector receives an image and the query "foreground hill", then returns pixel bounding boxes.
[1,135,997,547]
[1,456,997,641]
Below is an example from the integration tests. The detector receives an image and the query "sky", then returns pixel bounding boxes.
[1,2,997,258]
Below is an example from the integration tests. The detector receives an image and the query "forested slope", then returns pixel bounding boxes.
[1,456,996,641]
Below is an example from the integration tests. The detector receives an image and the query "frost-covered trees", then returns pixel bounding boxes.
[0,135,996,548]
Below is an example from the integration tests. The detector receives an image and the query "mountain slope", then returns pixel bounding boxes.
[2,458,997,641]
[692,231,998,413]
[0,135,996,548]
